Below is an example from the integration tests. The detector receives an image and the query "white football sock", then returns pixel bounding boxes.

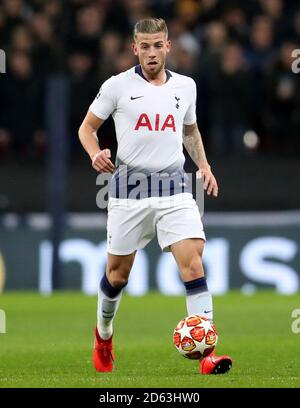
[97,287,123,340]
[186,290,213,321]
[184,277,213,321]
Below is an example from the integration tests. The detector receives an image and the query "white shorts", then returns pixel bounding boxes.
[107,193,206,255]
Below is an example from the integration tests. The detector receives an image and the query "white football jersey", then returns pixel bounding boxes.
[89,65,197,198]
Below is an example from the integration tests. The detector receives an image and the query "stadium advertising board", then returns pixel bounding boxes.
[0,212,299,295]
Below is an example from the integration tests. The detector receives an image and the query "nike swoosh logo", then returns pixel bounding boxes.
[204,310,212,314]
[130,96,144,100]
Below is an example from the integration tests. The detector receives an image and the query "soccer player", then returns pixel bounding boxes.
[79,18,232,375]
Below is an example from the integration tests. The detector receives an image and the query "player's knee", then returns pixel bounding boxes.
[185,258,204,280]
[108,263,131,288]
[107,257,133,288]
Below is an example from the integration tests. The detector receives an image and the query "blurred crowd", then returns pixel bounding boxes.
[0,0,300,159]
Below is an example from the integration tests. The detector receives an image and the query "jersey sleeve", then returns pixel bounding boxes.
[89,76,117,120]
[183,79,197,125]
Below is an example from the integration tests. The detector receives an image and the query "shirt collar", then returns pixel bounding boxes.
[135,64,172,83]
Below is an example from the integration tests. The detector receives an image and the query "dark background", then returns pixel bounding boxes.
[0,0,300,213]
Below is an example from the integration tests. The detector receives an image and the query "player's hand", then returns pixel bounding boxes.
[196,165,218,197]
[91,149,115,173]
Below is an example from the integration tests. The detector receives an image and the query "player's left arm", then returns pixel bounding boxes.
[183,123,218,197]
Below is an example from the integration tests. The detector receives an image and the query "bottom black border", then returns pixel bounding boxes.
[0,388,298,404]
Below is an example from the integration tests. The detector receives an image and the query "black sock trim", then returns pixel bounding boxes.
[100,273,127,298]
[184,277,208,295]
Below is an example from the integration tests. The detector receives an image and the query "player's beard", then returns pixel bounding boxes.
[142,58,165,78]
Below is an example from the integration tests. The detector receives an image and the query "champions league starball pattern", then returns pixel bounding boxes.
[173,315,218,359]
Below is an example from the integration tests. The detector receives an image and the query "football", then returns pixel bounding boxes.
[173,314,218,359]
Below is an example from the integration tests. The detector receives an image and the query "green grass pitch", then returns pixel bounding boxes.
[0,292,300,388]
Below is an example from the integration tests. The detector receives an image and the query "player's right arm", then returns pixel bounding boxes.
[78,110,114,173]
